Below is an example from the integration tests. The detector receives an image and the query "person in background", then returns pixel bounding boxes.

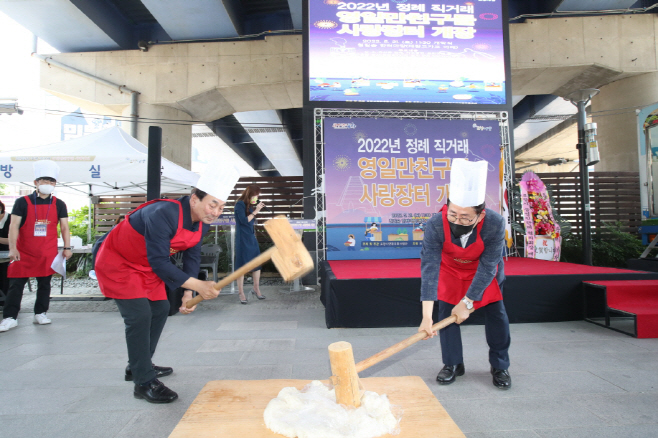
[418,159,511,390]
[94,167,240,404]
[0,160,72,332]
[234,184,266,304]
[0,200,11,304]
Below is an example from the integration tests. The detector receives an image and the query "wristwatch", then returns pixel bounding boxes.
[461,297,474,310]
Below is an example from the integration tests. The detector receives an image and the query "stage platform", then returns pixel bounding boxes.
[320,258,658,328]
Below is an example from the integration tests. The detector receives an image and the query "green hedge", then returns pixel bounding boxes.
[560,222,648,267]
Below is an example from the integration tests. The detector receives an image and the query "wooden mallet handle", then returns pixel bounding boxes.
[185,247,276,308]
[354,309,473,373]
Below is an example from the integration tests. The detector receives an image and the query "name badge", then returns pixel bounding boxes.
[34,223,47,237]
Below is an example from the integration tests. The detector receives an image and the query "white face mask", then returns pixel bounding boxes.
[38,184,55,195]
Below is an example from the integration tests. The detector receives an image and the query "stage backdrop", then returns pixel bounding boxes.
[307,0,507,105]
[324,117,502,260]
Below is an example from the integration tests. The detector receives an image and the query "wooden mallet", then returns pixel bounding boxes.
[328,309,474,407]
[185,216,314,308]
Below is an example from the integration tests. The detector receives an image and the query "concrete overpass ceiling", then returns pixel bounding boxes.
[207,116,280,177]
[508,0,658,161]
[109,0,158,23]
[239,0,295,34]
[0,0,123,52]
[192,124,259,177]
[512,95,525,106]
[513,95,578,151]
[287,0,303,30]
[140,0,241,39]
[509,0,658,19]
[279,108,303,160]
[107,0,172,44]
[7,0,658,173]
[234,110,303,176]
[556,0,638,12]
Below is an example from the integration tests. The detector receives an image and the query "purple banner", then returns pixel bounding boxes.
[308,0,506,104]
[324,117,502,260]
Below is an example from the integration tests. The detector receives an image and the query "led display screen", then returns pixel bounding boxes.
[307,0,507,105]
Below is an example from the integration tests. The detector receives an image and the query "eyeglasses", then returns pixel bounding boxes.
[38,178,56,184]
[446,213,478,226]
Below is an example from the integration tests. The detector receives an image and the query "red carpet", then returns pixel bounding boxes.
[328,257,641,280]
[584,280,658,338]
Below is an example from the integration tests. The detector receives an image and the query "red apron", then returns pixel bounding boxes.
[437,205,502,309]
[8,194,58,278]
[95,199,203,301]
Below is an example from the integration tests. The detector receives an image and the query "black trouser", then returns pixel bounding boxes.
[438,299,511,370]
[0,262,8,305]
[2,276,52,319]
[114,298,170,385]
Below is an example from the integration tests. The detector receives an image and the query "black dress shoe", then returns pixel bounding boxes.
[125,364,173,381]
[133,379,178,403]
[436,363,465,385]
[491,367,512,390]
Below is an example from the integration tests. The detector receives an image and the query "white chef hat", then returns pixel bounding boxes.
[33,160,60,181]
[195,165,240,202]
[448,158,488,207]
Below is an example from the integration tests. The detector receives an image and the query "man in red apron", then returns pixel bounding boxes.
[0,160,72,333]
[94,167,239,404]
[418,159,511,390]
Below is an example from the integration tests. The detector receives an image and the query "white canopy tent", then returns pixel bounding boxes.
[0,126,200,196]
[0,127,201,241]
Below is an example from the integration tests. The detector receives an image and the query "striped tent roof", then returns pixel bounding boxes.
[364,217,382,223]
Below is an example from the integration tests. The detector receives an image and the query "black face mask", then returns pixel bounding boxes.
[449,221,477,238]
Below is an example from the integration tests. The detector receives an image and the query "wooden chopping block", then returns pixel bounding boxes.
[186,216,314,308]
[329,309,474,407]
[168,377,466,438]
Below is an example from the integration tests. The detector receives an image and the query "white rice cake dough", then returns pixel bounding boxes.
[264,380,401,438]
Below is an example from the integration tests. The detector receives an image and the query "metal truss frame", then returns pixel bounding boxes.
[313,108,514,274]
[314,111,326,279]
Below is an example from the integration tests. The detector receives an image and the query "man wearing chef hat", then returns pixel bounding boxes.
[94,166,240,403]
[418,158,511,390]
[0,160,72,333]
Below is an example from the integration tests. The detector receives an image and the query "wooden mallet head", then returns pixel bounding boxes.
[263,216,314,282]
[326,312,473,408]
[328,341,362,408]
[184,216,314,308]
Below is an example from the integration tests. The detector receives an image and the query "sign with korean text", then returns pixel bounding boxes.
[308,0,507,104]
[324,117,502,260]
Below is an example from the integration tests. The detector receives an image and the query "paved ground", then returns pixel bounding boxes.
[1,283,657,438]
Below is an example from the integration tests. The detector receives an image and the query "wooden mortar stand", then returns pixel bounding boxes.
[328,308,474,407]
[185,216,314,308]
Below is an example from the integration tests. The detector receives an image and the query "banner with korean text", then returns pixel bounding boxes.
[324,117,502,260]
[307,0,507,105]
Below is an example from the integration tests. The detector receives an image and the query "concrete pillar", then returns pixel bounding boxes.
[592,72,658,172]
[121,104,192,170]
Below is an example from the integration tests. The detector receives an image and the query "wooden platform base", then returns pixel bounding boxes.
[169,376,465,438]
